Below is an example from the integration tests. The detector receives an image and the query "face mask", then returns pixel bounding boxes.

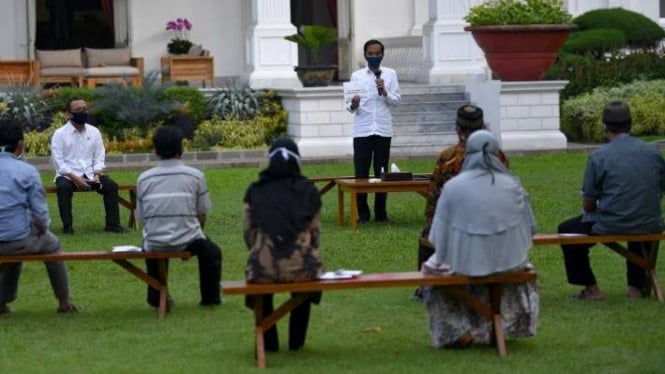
[365,55,383,69]
[71,111,88,125]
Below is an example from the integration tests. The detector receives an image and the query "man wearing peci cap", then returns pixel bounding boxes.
[412,105,509,301]
[558,100,665,300]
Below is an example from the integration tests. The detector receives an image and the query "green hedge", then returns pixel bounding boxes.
[573,8,665,48]
[561,80,665,142]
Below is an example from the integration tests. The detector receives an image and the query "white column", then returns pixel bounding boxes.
[565,0,608,16]
[415,0,487,84]
[244,0,301,89]
[410,0,428,36]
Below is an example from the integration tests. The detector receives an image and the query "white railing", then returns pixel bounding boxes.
[381,36,423,82]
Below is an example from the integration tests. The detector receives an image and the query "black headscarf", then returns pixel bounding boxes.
[243,138,321,250]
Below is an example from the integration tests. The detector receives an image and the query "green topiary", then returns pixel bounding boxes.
[573,8,665,48]
[561,28,626,55]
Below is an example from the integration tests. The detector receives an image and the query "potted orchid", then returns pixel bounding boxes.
[166,17,193,55]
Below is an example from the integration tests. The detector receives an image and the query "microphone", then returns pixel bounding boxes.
[374,70,383,96]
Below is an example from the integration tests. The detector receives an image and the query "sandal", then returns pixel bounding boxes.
[444,332,473,349]
[57,304,80,314]
[572,289,604,301]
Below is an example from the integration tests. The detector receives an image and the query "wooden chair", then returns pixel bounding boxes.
[0,60,38,86]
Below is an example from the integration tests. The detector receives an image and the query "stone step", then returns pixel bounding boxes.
[390,100,467,113]
[392,132,459,146]
[400,92,466,104]
[394,121,456,134]
[391,111,457,123]
[400,84,466,95]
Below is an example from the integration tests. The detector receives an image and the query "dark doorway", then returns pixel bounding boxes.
[290,0,338,78]
[35,0,115,50]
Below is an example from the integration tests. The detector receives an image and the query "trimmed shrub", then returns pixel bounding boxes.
[192,116,266,150]
[561,80,665,142]
[44,87,96,112]
[573,8,665,48]
[161,86,206,121]
[561,28,625,55]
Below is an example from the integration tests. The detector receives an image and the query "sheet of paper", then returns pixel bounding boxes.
[343,82,369,101]
[112,245,142,253]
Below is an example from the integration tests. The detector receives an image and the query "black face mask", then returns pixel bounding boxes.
[71,111,88,125]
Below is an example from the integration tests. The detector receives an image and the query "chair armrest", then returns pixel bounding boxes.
[130,57,144,75]
[31,60,42,86]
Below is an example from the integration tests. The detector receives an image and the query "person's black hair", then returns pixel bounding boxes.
[65,97,85,112]
[363,39,384,55]
[153,125,184,159]
[0,118,24,153]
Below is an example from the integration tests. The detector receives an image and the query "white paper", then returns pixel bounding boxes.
[112,245,142,253]
[391,163,400,172]
[343,82,369,101]
[319,269,363,280]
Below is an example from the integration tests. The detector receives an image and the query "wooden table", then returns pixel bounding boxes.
[336,178,430,229]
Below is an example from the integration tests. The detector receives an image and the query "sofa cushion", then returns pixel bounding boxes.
[84,66,139,77]
[36,49,83,68]
[40,67,86,77]
[85,48,131,67]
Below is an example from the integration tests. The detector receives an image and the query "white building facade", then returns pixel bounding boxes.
[0,0,662,157]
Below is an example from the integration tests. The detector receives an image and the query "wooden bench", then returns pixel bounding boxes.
[0,250,191,319]
[44,184,138,229]
[532,233,663,302]
[222,270,537,368]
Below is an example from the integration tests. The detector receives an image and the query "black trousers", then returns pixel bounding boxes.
[558,215,648,290]
[146,237,222,306]
[55,175,120,228]
[353,135,391,221]
[417,225,434,271]
[253,293,315,352]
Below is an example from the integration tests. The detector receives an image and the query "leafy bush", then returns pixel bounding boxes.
[105,128,154,154]
[92,72,173,139]
[192,116,266,150]
[561,28,626,56]
[161,86,206,121]
[573,8,665,48]
[23,112,68,156]
[464,0,572,26]
[256,90,288,143]
[206,79,260,119]
[561,80,665,142]
[0,82,52,131]
[43,87,96,112]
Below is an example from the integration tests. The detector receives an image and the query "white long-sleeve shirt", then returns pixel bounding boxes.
[345,66,401,138]
[51,121,106,179]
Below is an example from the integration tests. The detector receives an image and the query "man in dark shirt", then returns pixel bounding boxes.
[558,101,665,300]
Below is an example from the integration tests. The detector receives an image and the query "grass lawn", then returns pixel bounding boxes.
[1,151,664,373]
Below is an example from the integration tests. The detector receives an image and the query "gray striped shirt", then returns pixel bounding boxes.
[137,160,211,251]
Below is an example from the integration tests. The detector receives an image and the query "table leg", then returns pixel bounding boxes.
[337,185,344,227]
[350,190,358,230]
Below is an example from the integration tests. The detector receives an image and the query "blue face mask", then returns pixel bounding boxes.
[365,55,383,69]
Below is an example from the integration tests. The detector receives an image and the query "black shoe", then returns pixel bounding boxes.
[62,226,74,234]
[375,217,389,223]
[358,218,369,225]
[104,225,126,233]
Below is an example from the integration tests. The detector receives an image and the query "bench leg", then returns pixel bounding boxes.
[112,259,170,319]
[605,241,663,303]
[489,284,507,357]
[337,184,344,227]
[254,297,266,369]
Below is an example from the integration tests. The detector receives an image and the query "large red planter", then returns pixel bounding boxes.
[464,25,577,81]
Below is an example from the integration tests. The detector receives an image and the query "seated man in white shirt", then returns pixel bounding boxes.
[50,98,124,234]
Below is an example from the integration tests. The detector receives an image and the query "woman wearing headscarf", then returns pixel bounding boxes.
[243,138,323,353]
[423,130,539,349]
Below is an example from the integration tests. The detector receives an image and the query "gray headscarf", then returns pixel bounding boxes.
[461,130,508,182]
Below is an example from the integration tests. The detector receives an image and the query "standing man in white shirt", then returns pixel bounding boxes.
[50,98,124,234]
[345,39,401,224]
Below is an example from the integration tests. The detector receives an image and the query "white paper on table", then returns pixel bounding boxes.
[343,82,369,102]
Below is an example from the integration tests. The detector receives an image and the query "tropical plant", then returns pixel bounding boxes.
[92,72,173,139]
[206,79,261,120]
[465,0,572,26]
[0,82,52,131]
[284,25,338,65]
[161,86,207,121]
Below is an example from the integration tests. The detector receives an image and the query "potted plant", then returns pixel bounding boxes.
[166,17,194,55]
[285,25,338,87]
[464,0,576,81]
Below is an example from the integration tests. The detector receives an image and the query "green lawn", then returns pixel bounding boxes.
[1,152,663,373]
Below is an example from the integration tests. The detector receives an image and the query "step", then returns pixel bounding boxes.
[400,84,466,95]
[390,100,468,113]
[394,121,456,134]
[391,111,457,123]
